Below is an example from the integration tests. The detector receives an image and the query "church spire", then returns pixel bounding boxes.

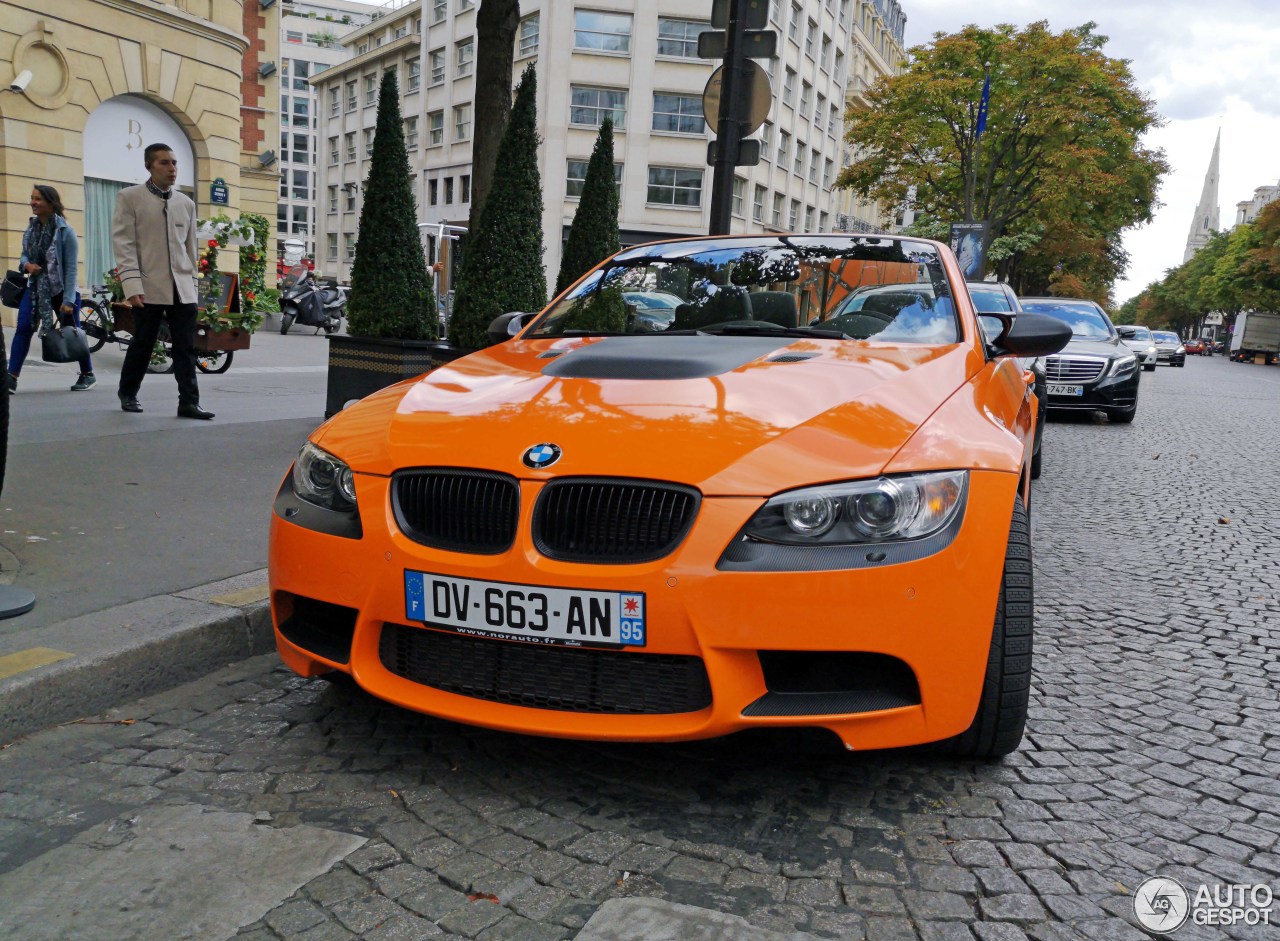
[1184,129,1221,262]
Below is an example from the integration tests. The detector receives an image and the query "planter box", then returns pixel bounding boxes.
[110,302,135,335]
[326,334,472,417]
[194,325,251,351]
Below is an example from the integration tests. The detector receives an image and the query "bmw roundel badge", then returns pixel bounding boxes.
[522,443,562,469]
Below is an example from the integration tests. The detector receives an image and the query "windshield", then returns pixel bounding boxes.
[1020,300,1114,339]
[1154,332,1180,343]
[528,236,960,344]
[966,284,1015,313]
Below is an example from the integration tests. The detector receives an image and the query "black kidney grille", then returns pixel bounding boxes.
[392,470,519,554]
[379,623,713,715]
[533,479,700,563]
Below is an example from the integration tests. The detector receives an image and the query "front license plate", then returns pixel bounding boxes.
[404,571,646,648]
[1046,384,1084,396]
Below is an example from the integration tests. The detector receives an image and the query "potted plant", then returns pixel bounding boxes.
[325,71,459,417]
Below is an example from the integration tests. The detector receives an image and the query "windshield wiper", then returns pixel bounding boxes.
[700,323,852,340]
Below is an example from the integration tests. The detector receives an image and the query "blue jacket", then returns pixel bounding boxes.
[20,214,78,303]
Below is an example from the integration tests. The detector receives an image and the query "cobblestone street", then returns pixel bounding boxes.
[1,358,1277,941]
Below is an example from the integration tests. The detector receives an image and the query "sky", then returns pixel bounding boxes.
[899,0,1280,304]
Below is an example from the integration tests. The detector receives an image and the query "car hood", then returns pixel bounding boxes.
[1055,336,1126,358]
[315,336,979,495]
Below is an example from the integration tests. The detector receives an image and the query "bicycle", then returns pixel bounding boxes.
[79,285,233,374]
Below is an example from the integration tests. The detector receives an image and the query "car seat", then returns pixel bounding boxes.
[749,291,799,328]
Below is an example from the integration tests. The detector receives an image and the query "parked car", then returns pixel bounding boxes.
[1114,324,1159,371]
[1184,338,1207,355]
[967,281,1047,479]
[1151,331,1187,366]
[270,234,1070,758]
[1019,297,1141,423]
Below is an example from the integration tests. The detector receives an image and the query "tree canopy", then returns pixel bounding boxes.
[555,117,620,296]
[840,21,1167,298]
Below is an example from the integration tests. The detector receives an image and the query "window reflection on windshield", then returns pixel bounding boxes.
[527,236,959,344]
[1020,301,1112,338]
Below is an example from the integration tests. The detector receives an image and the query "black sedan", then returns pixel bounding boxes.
[1019,298,1141,424]
[967,281,1046,478]
[1153,331,1187,365]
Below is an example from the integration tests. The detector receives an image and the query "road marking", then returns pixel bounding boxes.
[208,584,270,607]
[0,647,74,680]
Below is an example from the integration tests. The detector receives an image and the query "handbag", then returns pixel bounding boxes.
[1,270,26,308]
[40,324,91,364]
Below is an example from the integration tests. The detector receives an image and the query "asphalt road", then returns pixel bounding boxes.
[1,353,1278,941]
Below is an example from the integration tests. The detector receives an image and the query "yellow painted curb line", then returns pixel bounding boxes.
[0,647,75,680]
[207,585,270,607]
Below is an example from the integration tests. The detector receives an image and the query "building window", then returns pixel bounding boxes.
[357,42,368,55]
[789,198,800,229]
[364,74,377,106]
[805,205,815,230]
[834,50,845,83]
[460,174,471,203]
[652,93,703,134]
[292,204,309,236]
[328,87,339,117]
[732,177,745,217]
[800,81,812,116]
[453,103,471,141]
[770,0,782,24]
[772,192,785,226]
[428,179,438,205]
[793,140,805,176]
[363,128,374,157]
[444,177,454,204]
[519,14,539,57]
[816,92,825,126]
[407,60,421,92]
[787,4,801,43]
[286,30,303,44]
[293,132,310,165]
[328,185,338,213]
[759,120,772,155]
[327,233,338,261]
[838,0,850,28]
[329,136,339,165]
[566,159,623,198]
[345,81,357,111]
[291,97,309,128]
[430,48,445,85]
[456,39,474,77]
[821,35,832,71]
[777,130,790,164]
[432,0,447,22]
[805,19,817,58]
[428,110,444,146]
[753,184,766,222]
[646,166,703,207]
[657,17,706,58]
[823,157,834,188]
[345,187,357,212]
[405,116,419,150]
[819,210,829,231]
[783,68,795,106]
[570,85,627,128]
[394,24,407,39]
[345,234,356,261]
[809,148,819,183]
[344,132,356,161]
[574,10,632,53]
[829,103,840,137]
[458,0,474,10]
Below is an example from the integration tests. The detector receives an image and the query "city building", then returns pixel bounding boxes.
[277,0,378,263]
[1,1,280,315]
[1234,182,1280,227]
[313,0,870,289]
[833,0,907,234]
[1184,129,1220,263]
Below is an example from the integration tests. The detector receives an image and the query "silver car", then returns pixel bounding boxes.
[1115,324,1158,371]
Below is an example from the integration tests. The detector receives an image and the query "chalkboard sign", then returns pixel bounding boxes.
[198,272,239,315]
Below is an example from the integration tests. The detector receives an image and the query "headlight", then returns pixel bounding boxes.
[1145,346,1157,355]
[1177,346,1186,354]
[742,471,968,546]
[1110,354,1138,377]
[292,442,357,511]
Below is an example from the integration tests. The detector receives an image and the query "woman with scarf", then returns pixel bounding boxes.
[8,184,95,393]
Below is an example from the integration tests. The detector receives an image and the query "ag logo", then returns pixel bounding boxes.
[522,443,561,469]
[1133,876,1189,934]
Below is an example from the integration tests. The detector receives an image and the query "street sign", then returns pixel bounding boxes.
[707,138,761,167]
[209,177,229,205]
[697,29,776,59]
[711,0,768,29]
[1204,311,1224,325]
[702,61,772,136]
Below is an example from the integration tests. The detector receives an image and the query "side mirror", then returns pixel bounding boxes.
[485,311,536,346]
[997,312,1072,358]
[1116,325,1136,339]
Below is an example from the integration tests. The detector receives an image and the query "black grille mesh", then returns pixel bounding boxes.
[379,624,713,714]
[533,479,699,563]
[393,470,519,554]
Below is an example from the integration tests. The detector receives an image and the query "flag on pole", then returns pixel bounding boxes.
[976,72,991,138]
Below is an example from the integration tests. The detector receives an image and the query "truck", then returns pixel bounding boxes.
[1229,310,1280,364]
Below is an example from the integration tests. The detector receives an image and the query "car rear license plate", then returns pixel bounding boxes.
[1047,384,1084,396]
[404,571,646,648]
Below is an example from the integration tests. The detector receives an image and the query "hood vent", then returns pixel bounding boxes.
[765,352,819,364]
[537,350,566,359]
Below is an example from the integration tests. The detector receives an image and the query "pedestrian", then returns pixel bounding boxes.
[111,142,213,419]
[8,184,96,394]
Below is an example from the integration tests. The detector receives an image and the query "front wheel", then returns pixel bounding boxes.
[1143,363,1156,372]
[937,495,1033,758]
[196,350,233,374]
[1107,405,1137,424]
[79,300,110,353]
[281,312,295,335]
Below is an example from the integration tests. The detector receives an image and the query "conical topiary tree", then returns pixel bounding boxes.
[556,117,620,295]
[449,64,545,348]
[346,71,436,339]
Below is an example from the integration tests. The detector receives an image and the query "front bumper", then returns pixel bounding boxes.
[1156,348,1186,365]
[269,470,1023,751]
[1045,364,1140,413]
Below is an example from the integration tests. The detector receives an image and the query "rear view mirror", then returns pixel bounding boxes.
[998,313,1071,358]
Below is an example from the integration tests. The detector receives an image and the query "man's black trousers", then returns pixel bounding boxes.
[118,301,200,407]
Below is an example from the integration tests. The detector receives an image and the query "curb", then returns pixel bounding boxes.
[0,574,276,745]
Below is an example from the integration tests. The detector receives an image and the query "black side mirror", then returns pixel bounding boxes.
[485,311,535,346]
[997,312,1072,358]
[1116,325,1136,339]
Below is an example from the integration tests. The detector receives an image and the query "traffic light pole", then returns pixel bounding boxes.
[708,0,749,236]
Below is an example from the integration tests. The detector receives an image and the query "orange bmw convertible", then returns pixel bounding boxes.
[269,235,1069,758]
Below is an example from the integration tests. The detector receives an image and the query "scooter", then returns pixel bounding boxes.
[279,265,345,335]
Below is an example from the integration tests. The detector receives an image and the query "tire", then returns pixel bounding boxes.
[196,350,233,374]
[1143,363,1156,372]
[1107,405,1137,424]
[938,495,1033,758]
[1030,446,1042,480]
[323,317,340,334]
[281,312,295,335]
[79,300,109,353]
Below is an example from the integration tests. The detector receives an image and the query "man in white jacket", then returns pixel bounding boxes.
[111,143,213,419]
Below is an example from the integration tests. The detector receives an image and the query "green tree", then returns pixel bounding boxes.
[449,64,546,348]
[346,71,437,339]
[838,21,1166,293]
[556,117,620,295]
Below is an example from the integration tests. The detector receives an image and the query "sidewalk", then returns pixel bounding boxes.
[0,319,331,743]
